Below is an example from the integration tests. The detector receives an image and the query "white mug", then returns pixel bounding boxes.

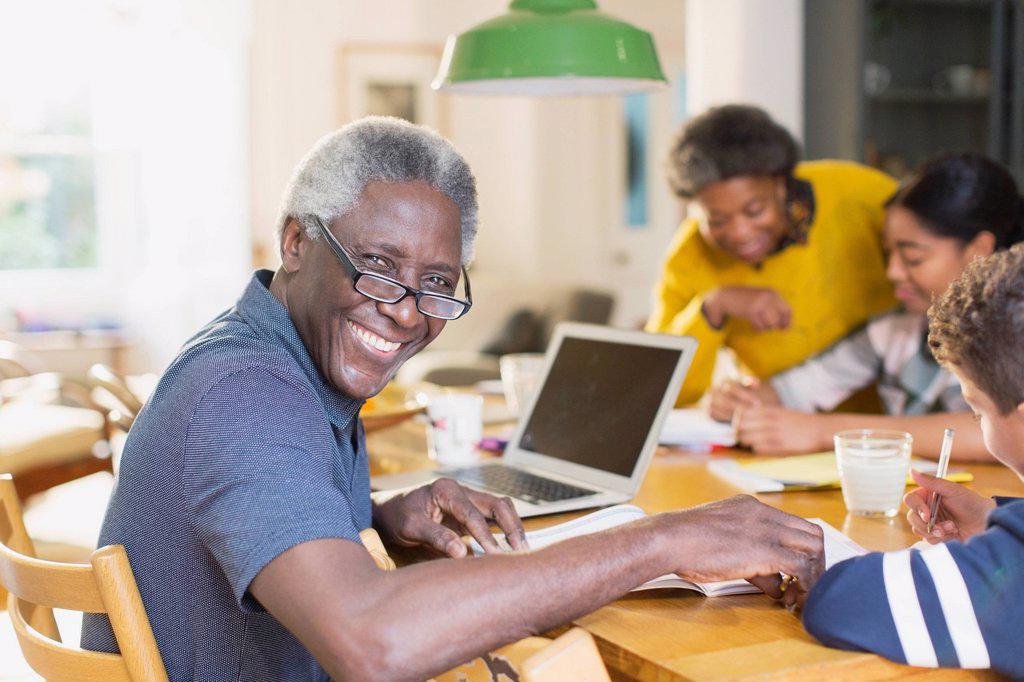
[427,394,483,465]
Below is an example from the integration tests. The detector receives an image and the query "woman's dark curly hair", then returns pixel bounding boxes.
[666,104,800,198]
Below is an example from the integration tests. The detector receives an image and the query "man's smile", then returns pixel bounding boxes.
[347,319,405,356]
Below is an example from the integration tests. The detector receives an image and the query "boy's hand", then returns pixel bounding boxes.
[904,469,996,544]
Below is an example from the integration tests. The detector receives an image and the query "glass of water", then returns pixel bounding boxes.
[499,353,546,414]
[834,430,913,517]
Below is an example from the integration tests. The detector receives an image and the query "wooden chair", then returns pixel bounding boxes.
[0,345,115,500]
[86,364,144,433]
[0,397,113,500]
[359,529,611,682]
[0,474,169,681]
[0,340,39,380]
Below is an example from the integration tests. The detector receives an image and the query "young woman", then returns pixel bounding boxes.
[647,104,897,405]
[713,152,1024,460]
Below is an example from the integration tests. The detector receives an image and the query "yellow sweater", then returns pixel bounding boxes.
[646,160,898,405]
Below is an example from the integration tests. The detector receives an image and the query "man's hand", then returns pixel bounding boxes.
[702,286,793,331]
[708,378,781,423]
[904,469,996,544]
[373,478,528,558]
[735,405,828,454]
[656,495,825,610]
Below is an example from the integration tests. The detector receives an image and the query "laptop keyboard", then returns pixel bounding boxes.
[446,463,598,504]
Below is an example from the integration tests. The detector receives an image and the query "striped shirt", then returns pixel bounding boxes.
[771,311,967,416]
[803,498,1024,676]
[82,270,369,681]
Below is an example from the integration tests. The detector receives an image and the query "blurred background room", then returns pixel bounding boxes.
[1,0,1023,677]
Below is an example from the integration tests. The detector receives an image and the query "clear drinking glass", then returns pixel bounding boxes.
[834,429,913,517]
[499,353,546,414]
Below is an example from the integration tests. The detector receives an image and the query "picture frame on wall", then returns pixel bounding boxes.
[336,43,447,134]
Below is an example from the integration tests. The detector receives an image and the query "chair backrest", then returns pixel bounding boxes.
[521,628,611,682]
[87,364,144,431]
[0,474,168,682]
[0,341,36,380]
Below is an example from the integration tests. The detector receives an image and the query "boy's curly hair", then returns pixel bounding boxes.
[928,243,1024,414]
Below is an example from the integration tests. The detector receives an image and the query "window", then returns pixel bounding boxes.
[0,3,99,270]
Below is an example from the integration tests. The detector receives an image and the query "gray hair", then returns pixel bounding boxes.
[275,116,478,264]
[666,104,799,198]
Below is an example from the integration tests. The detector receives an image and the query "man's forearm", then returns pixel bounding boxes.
[343,516,669,680]
[255,495,822,681]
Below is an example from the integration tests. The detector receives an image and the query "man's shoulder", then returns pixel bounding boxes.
[157,314,318,414]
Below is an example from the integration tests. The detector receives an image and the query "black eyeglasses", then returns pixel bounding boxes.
[312,216,472,320]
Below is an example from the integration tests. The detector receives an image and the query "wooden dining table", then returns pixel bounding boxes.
[367,417,1023,681]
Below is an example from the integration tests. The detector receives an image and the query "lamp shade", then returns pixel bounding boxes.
[432,0,667,96]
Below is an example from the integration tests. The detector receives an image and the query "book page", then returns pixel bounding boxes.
[688,518,867,596]
[470,506,867,598]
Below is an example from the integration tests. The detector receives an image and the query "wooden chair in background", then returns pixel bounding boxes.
[0,474,168,681]
[86,364,144,434]
[0,347,114,501]
[359,528,611,682]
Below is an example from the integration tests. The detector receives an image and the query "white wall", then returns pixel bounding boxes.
[684,0,804,139]
[250,0,688,350]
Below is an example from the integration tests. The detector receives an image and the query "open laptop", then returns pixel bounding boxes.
[371,323,696,517]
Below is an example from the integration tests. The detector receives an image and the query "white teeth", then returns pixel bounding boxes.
[348,321,402,353]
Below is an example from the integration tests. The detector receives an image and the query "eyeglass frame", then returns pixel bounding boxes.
[310,215,473,320]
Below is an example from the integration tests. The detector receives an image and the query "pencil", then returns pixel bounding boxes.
[926,428,955,534]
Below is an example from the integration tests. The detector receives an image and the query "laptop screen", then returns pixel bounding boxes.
[516,336,682,477]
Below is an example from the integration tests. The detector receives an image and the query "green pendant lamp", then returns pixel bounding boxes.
[432,0,666,96]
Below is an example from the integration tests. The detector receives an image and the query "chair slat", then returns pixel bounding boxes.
[0,543,106,612]
[522,628,611,682]
[2,473,169,681]
[92,546,170,682]
[11,596,132,682]
[0,474,61,640]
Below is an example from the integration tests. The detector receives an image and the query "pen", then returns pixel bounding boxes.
[926,428,955,534]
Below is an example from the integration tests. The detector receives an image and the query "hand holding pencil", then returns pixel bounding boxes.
[904,468,996,544]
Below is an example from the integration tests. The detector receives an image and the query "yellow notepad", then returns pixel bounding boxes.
[717,452,973,492]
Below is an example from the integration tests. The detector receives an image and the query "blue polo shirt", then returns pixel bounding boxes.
[82,270,370,681]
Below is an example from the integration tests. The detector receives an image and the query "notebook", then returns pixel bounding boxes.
[469,504,866,597]
[708,452,974,493]
[658,409,737,449]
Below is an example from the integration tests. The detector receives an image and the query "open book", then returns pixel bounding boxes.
[471,504,866,597]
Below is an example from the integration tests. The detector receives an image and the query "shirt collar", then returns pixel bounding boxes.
[235,270,362,429]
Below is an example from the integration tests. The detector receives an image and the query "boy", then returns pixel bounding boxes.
[802,242,1024,677]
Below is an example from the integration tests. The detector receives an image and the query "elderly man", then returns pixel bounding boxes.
[83,117,824,681]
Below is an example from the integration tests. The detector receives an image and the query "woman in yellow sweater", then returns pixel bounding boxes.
[647,105,896,405]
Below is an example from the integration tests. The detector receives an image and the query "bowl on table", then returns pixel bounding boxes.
[360,383,428,432]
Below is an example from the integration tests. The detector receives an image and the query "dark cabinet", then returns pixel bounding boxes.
[805,0,1024,182]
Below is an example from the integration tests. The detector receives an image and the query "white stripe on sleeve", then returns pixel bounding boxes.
[919,544,991,668]
[883,550,939,667]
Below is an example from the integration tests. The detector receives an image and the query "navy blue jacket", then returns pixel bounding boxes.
[804,498,1024,677]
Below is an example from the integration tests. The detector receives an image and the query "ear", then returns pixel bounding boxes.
[279,218,307,273]
[965,230,997,259]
